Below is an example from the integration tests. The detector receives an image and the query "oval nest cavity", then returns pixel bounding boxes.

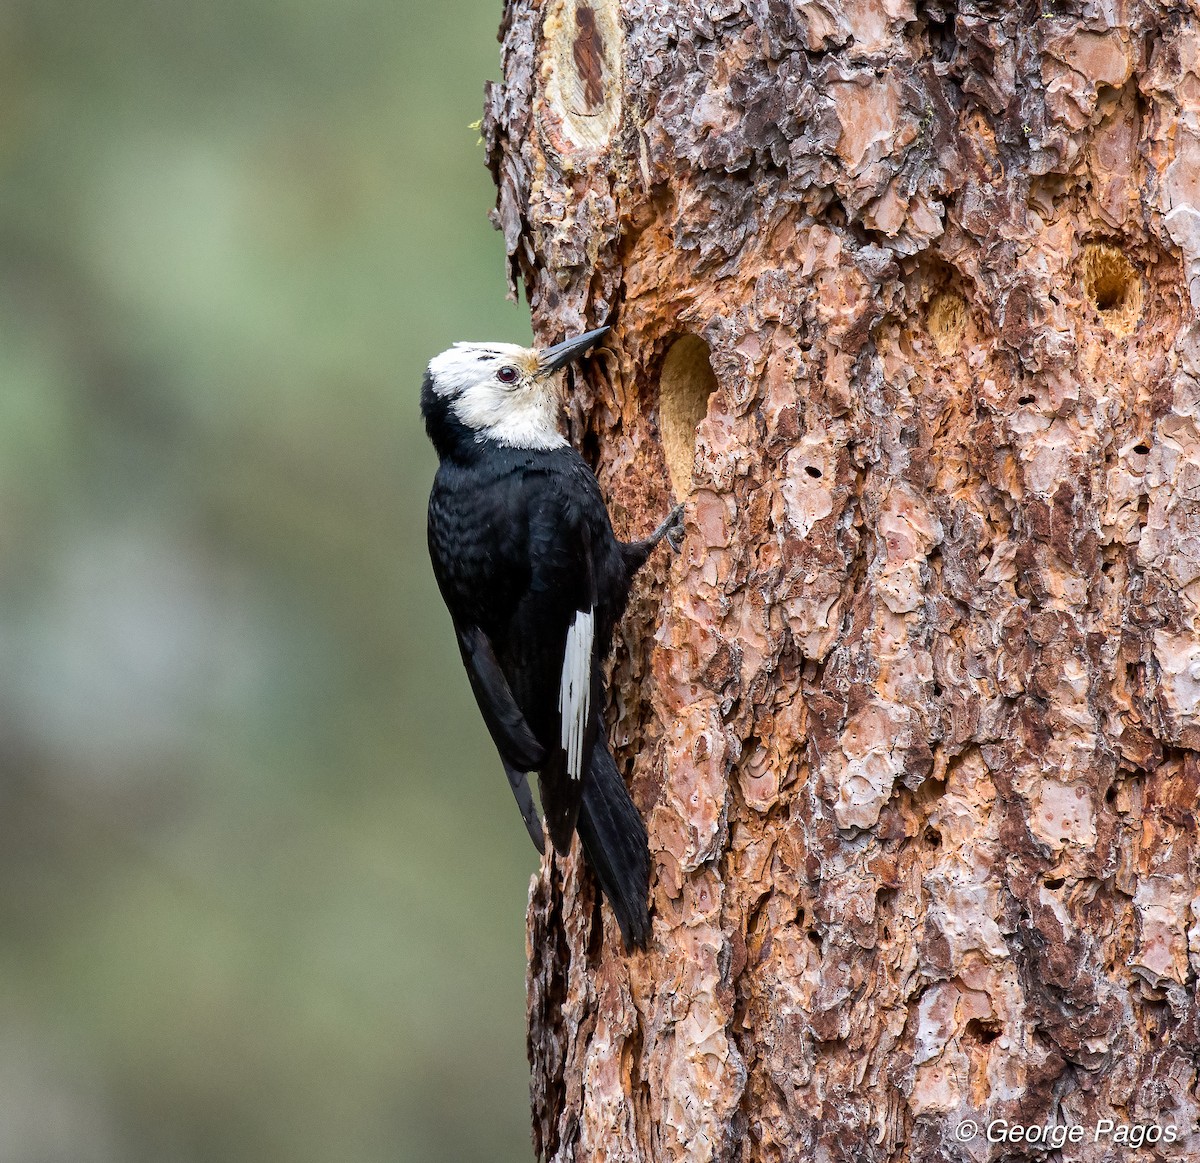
[659,335,717,497]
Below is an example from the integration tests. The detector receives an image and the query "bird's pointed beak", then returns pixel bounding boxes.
[536,326,610,375]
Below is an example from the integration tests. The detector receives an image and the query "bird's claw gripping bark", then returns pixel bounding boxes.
[652,504,685,554]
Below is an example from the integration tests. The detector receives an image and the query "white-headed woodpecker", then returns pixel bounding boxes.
[421,327,680,950]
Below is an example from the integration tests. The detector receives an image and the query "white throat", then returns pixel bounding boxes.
[454,385,567,450]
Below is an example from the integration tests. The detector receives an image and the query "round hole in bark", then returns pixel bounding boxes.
[1133,442,1150,455]
[965,1019,1000,1045]
[658,334,717,497]
[1082,243,1143,334]
[926,290,968,356]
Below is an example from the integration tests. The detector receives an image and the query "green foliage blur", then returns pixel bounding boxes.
[0,1,538,1159]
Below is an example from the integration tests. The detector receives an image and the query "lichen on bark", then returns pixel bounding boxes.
[483,1,1200,1159]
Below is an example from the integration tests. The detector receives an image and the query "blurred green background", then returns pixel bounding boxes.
[0,1,538,1160]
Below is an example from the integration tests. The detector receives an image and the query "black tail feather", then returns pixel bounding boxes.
[577,739,651,951]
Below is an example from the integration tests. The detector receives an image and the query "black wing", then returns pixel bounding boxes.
[503,473,603,855]
[454,624,547,852]
[455,623,545,771]
[428,450,624,857]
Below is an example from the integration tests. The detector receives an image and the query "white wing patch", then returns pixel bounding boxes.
[559,607,594,780]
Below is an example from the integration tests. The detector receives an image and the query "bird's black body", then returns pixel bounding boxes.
[421,355,668,951]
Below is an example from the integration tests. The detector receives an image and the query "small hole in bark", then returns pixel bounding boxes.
[923,826,942,848]
[1017,395,1035,405]
[807,928,823,950]
[659,334,717,497]
[1133,442,1150,455]
[1082,243,1143,334]
[1044,877,1065,890]
[932,681,943,696]
[805,465,822,478]
[581,425,600,467]
[927,290,968,355]
[1105,786,1117,804]
[965,1019,1001,1045]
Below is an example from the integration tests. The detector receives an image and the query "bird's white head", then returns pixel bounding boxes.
[424,327,609,451]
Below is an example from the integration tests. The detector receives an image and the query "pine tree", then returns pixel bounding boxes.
[483,2,1200,1159]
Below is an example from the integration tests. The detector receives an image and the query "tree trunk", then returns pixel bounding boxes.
[482,2,1200,1160]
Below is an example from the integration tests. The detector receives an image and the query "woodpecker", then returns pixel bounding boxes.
[421,326,680,950]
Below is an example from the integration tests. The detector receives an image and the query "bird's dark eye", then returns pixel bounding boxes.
[497,365,519,384]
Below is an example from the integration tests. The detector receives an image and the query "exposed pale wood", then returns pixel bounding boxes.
[483,2,1200,1159]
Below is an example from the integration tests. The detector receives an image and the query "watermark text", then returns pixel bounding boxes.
[952,1117,1183,1148]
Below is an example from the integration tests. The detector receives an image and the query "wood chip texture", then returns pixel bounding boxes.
[481,1,1200,1160]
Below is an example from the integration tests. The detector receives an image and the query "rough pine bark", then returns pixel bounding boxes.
[481,1,1200,1160]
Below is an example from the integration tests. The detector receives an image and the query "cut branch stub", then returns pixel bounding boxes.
[658,335,717,498]
[539,0,622,156]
